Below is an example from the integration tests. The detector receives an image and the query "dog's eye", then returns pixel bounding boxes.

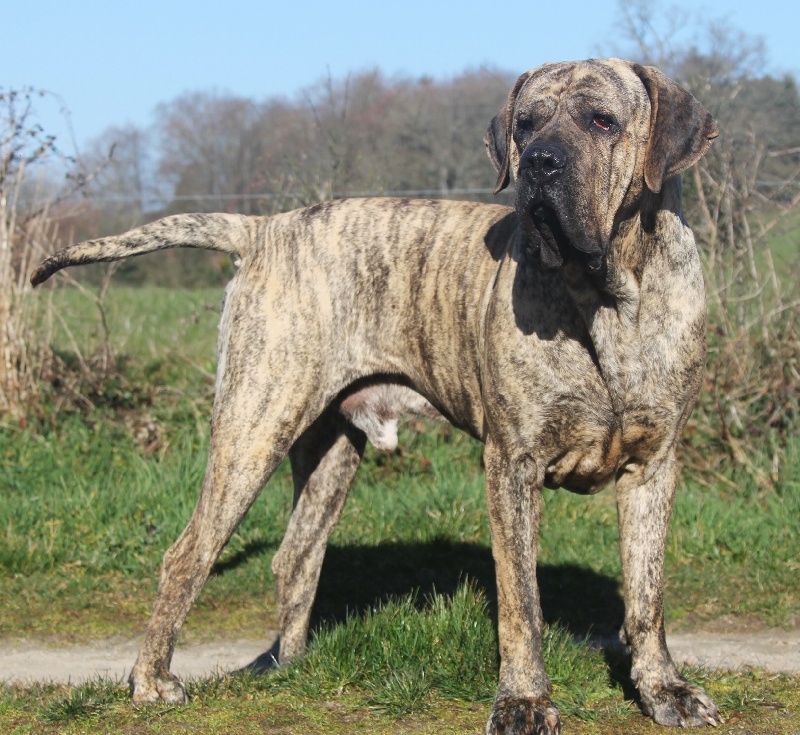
[590,114,617,133]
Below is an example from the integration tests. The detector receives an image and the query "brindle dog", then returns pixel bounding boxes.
[32,58,719,733]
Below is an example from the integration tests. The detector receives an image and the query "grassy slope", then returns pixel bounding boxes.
[1,285,798,732]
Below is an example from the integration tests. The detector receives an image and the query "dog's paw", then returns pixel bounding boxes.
[640,680,722,727]
[130,669,188,705]
[486,696,561,735]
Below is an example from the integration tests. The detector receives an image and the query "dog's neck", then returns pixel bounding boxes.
[562,263,638,418]
[560,178,687,417]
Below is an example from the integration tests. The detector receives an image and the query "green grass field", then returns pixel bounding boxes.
[1,285,798,733]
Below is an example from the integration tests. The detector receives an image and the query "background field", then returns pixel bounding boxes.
[1,285,798,733]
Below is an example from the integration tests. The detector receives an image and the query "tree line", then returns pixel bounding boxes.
[49,5,799,293]
[65,68,515,285]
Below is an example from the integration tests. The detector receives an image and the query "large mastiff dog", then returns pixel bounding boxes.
[32,59,720,733]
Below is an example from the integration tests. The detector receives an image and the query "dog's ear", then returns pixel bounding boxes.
[485,113,509,193]
[631,63,719,193]
[485,71,534,194]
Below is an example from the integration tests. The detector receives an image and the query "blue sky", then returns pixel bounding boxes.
[4,0,799,155]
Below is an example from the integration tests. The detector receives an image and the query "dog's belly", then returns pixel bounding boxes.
[339,382,623,494]
[337,376,667,496]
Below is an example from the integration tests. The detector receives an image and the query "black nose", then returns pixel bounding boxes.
[519,144,567,181]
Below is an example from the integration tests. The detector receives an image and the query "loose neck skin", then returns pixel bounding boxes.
[560,178,687,418]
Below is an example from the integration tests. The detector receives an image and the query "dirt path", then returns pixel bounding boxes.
[1,636,278,685]
[2,629,798,685]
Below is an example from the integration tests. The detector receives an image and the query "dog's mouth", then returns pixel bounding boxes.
[515,193,606,273]
[530,204,569,269]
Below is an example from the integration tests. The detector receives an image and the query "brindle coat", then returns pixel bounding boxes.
[31,58,720,734]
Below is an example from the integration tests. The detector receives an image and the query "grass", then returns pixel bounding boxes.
[1,586,799,733]
[3,401,797,639]
[1,284,799,732]
[1,618,799,733]
[752,207,800,271]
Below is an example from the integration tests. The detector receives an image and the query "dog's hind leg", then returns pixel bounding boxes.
[272,411,366,664]
[129,400,316,704]
[129,297,331,704]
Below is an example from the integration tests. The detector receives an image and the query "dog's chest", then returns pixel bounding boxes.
[525,274,703,493]
[536,373,670,494]
[550,284,703,490]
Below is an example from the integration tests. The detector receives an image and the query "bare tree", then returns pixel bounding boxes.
[83,124,163,214]
[402,68,511,198]
[155,69,510,210]
[156,91,264,214]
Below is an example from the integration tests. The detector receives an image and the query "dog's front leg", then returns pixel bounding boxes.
[484,438,561,735]
[616,451,721,727]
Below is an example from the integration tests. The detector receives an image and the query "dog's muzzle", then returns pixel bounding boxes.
[516,143,605,273]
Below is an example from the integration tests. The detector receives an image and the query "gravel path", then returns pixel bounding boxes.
[2,629,798,685]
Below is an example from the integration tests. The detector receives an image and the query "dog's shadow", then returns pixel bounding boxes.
[241,539,633,694]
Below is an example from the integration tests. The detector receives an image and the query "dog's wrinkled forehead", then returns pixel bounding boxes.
[513,59,650,129]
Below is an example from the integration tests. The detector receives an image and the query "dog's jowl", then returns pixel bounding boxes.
[32,58,720,733]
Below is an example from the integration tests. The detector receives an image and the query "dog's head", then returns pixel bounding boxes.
[485,58,718,270]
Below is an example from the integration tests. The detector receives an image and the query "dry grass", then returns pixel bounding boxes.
[0,89,63,422]
[686,125,800,486]
[0,89,117,424]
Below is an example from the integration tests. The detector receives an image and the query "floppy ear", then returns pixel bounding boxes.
[631,63,719,193]
[485,71,534,194]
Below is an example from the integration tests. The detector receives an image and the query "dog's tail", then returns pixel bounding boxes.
[30,213,257,287]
